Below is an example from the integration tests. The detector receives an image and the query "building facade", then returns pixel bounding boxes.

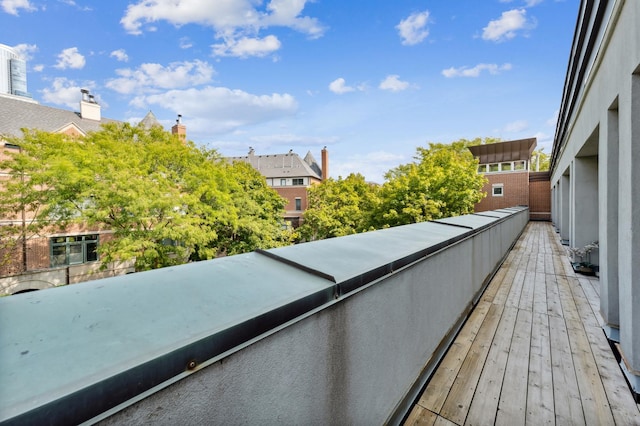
[0,43,30,99]
[0,89,185,294]
[230,147,328,227]
[550,0,640,396]
[469,138,551,220]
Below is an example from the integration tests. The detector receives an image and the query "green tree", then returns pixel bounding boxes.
[0,123,292,272]
[372,140,486,228]
[530,149,550,171]
[298,173,379,241]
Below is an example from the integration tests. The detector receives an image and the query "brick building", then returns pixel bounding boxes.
[229,147,328,227]
[469,138,551,220]
[0,90,184,294]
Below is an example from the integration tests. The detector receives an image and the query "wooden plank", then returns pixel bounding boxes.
[565,318,615,425]
[532,272,548,315]
[418,300,492,412]
[439,303,504,425]
[548,315,585,425]
[581,323,640,424]
[545,274,564,319]
[518,271,536,312]
[465,306,518,426]
[495,308,533,426]
[556,275,581,323]
[481,267,506,303]
[433,416,459,426]
[525,312,554,425]
[535,251,546,273]
[577,277,602,326]
[544,253,555,275]
[493,266,517,306]
[569,277,600,329]
[403,405,437,426]
[505,269,526,308]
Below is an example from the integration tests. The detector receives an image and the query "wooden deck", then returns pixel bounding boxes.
[405,222,640,426]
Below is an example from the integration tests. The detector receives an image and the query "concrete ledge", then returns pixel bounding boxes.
[0,207,529,425]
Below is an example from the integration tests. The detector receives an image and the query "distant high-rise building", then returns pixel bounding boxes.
[0,43,31,99]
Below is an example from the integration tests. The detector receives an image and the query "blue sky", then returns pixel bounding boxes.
[2,0,578,182]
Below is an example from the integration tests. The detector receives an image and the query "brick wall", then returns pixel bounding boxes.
[475,171,530,212]
[528,171,551,221]
[274,186,308,225]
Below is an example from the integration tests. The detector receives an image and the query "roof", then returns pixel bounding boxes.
[0,95,119,139]
[138,111,162,129]
[229,150,323,180]
[468,138,537,165]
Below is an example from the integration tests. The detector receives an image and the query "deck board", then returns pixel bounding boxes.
[405,222,640,426]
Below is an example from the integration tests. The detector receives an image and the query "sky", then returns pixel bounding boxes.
[1,0,579,183]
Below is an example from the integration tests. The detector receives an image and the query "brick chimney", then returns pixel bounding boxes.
[79,89,101,121]
[171,114,186,142]
[321,146,328,181]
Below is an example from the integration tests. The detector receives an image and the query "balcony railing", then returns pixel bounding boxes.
[0,207,529,425]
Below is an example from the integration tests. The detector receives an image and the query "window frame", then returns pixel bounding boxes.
[295,197,302,211]
[50,234,99,267]
[492,184,504,197]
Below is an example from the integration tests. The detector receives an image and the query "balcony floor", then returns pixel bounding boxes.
[405,222,640,425]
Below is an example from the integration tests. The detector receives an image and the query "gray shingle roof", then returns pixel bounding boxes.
[0,95,119,139]
[229,150,323,180]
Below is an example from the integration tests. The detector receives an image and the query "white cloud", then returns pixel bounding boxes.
[525,0,544,6]
[179,37,193,49]
[1,0,36,15]
[212,35,281,58]
[329,78,355,94]
[482,9,531,42]
[11,43,37,61]
[106,60,214,94]
[110,49,129,62]
[32,64,44,72]
[332,151,405,183]
[396,10,430,45]
[132,86,298,135]
[503,120,529,132]
[54,47,86,69]
[41,77,96,108]
[120,0,325,57]
[442,63,512,78]
[379,75,410,92]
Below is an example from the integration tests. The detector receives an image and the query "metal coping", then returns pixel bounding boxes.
[0,207,528,425]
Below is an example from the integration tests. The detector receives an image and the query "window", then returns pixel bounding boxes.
[489,164,500,172]
[492,184,504,197]
[501,162,512,171]
[280,178,287,186]
[295,198,302,211]
[478,165,487,173]
[514,161,526,170]
[292,178,304,185]
[51,234,98,267]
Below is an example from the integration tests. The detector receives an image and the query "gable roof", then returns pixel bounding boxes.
[229,150,323,180]
[0,95,119,139]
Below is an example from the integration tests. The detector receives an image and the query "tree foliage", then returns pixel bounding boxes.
[298,139,487,239]
[372,141,486,227]
[0,123,293,272]
[530,149,550,171]
[298,173,379,241]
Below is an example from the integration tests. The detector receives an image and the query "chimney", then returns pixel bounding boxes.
[79,89,101,121]
[171,114,186,142]
[321,146,328,181]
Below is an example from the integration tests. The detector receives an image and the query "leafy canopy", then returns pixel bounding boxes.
[299,139,487,240]
[0,123,294,271]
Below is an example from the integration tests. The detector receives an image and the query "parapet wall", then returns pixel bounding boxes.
[0,207,529,425]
